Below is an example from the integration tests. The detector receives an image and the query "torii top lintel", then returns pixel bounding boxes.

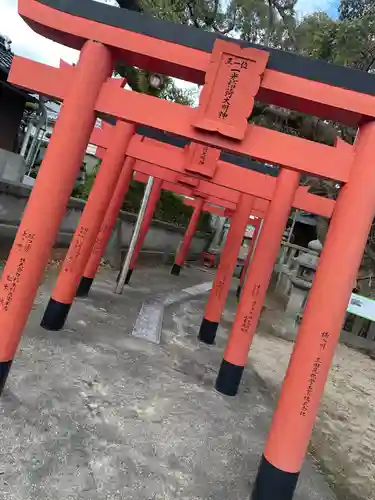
[8,55,353,183]
[20,0,375,126]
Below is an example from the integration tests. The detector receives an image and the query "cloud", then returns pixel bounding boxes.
[0,0,121,66]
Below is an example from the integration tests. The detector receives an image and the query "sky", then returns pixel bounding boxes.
[296,0,339,19]
[0,0,340,70]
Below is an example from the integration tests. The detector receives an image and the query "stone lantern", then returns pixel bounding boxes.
[285,239,323,324]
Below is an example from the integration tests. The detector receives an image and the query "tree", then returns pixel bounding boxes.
[116,0,299,92]
[296,8,375,71]
[116,0,142,11]
[233,0,297,48]
[115,64,198,105]
[339,0,375,20]
[290,1,375,290]
[114,0,201,102]
[158,79,198,106]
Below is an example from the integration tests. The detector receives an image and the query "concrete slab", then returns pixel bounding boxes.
[132,280,213,344]
[132,300,164,343]
[160,281,213,307]
[0,264,336,500]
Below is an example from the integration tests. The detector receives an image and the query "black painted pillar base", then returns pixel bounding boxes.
[198,318,219,345]
[76,276,94,298]
[236,285,242,300]
[215,359,244,396]
[125,268,133,285]
[0,360,12,395]
[40,298,72,331]
[251,455,299,500]
[171,264,182,276]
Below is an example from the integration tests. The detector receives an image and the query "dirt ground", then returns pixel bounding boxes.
[1,260,374,499]
[0,264,336,500]
[220,302,375,500]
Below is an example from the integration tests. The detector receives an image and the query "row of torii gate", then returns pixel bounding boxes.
[1,0,375,498]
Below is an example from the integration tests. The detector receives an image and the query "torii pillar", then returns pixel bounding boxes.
[76,156,135,297]
[171,197,205,276]
[0,41,113,392]
[251,123,375,499]
[216,168,300,395]
[41,120,135,330]
[198,193,254,344]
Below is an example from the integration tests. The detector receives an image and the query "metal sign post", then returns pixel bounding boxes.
[115,176,154,294]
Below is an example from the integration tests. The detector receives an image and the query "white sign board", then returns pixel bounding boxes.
[347,293,375,321]
[244,224,255,239]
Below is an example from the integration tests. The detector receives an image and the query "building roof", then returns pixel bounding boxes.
[0,35,13,75]
[0,35,40,104]
[296,214,317,227]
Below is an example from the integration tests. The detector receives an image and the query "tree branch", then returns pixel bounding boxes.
[205,0,219,26]
[252,103,338,145]
[186,1,202,28]
[212,9,238,35]
[273,0,296,46]
[116,0,142,11]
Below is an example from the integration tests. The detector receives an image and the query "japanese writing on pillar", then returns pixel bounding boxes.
[240,284,260,334]
[92,224,109,254]
[199,146,209,165]
[64,225,88,273]
[0,229,35,312]
[214,276,226,299]
[300,331,331,417]
[16,229,35,254]
[219,57,249,120]
[214,264,230,299]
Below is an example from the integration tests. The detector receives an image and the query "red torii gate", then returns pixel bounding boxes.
[75,159,240,298]
[39,133,256,328]
[182,198,264,280]
[87,131,335,343]
[134,172,235,212]
[134,172,248,276]
[134,175,229,274]
[93,136,292,283]
[87,127,335,348]
[62,126,332,410]
[113,158,270,285]
[75,142,260,299]
[2,1,375,498]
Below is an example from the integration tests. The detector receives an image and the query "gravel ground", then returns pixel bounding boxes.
[0,265,336,500]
